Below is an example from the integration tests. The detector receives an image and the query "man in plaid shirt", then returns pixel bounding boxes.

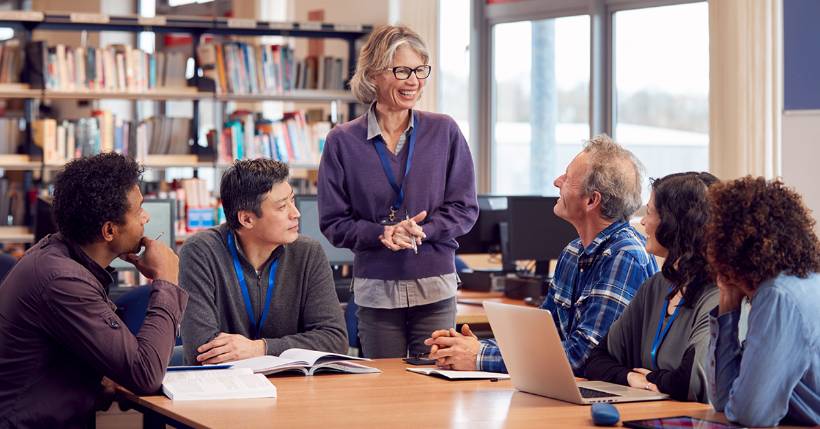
[426,135,658,374]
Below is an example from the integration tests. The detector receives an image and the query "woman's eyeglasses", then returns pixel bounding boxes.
[383,65,432,80]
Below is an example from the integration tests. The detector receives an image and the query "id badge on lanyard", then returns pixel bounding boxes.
[372,122,417,226]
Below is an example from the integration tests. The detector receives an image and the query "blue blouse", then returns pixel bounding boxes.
[705,272,820,427]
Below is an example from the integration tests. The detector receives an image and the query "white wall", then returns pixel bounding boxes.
[781,110,820,229]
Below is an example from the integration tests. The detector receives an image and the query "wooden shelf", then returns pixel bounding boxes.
[0,154,41,170]
[216,90,358,103]
[0,86,358,103]
[0,12,372,40]
[0,226,34,243]
[42,88,207,101]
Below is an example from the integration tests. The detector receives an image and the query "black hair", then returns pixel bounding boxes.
[52,153,143,245]
[220,159,290,230]
[651,172,718,307]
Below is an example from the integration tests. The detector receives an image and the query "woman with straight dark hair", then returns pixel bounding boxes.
[583,172,719,402]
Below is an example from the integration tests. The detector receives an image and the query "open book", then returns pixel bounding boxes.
[162,368,277,400]
[226,348,381,376]
[407,367,510,380]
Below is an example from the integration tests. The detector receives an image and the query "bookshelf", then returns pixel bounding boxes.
[0,10,371,243]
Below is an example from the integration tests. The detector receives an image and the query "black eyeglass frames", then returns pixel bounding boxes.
[385,65,432,80]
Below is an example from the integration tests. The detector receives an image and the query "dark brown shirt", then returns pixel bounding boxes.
[0,234,187,428]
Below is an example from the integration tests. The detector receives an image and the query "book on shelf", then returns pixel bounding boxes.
[23,40,189,92]
[226,348,380,376]
[0,118,23,155]
[0,177,26,226]
[210,110,330,165]
[197,41,346,94]
[161,367,276,401]
[0,40,22,84]
[406,368,511,381]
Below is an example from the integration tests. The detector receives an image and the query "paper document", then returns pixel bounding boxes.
[406,367,510,380]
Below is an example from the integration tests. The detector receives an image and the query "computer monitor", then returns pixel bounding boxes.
[294,195,354,266]
[457,195,508,254]
[111,199,176,269]
[502,196,577,271]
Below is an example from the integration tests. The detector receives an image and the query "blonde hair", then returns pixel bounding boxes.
[350,25,429,104]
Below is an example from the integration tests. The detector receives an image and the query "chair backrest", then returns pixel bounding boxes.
[114,285,153,336]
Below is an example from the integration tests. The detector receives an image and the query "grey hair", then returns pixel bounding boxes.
[581,134,645,221]
[349,25,429,104]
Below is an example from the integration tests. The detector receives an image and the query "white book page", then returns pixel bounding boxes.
[279,348,370,366]
[162,368,277,400]
[406,367,510,380]
[227,355,307,372]
[307,361,381,375]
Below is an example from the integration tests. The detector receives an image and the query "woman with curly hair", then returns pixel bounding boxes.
[704,177,820,427]
[583,172,719,402]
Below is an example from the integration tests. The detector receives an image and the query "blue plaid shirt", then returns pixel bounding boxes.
[477,220,658,374]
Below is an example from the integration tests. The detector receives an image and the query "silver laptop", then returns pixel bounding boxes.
[483,301,669,404]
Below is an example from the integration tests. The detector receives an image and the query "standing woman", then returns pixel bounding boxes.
[318,25,478,358]
[583,172,719,402]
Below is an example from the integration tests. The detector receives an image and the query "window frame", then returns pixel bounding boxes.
[470,0,707,193]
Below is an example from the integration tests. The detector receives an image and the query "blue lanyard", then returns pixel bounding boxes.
[227,231,278,340]
[650,293,684,370]
[372,122,417,218]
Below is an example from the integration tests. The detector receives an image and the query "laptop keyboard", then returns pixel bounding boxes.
[579,387,620,399]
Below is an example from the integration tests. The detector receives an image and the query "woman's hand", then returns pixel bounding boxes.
[628,368,659,392]
[379,211,427,251]
[716,275,745,315]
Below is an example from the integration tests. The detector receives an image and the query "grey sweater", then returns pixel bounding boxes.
[179,224,348,364]
[584,273,718,402]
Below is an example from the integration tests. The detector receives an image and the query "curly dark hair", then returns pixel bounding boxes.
[220,159,289,230]
[651,172,719,307]
[53,153,143,245]
[706,176,820,290]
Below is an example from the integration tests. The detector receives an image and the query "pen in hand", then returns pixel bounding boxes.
[154,232,165,241]
[406,214,418,255]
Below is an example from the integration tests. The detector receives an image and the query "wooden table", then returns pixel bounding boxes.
[118,359,735,429]
[456,290,528,325]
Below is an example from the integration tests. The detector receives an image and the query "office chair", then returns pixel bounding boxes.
[114,285,184,365]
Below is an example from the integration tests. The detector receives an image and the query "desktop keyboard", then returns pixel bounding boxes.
[579,387,619,399]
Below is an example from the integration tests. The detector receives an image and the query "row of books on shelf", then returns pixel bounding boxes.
[24,108,328,166]
[197,41,346,94]
[209,110,330,165]
[24,41,188,92]
[31,112,191,165]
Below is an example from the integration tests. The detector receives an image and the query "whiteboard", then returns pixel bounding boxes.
[782,110,820,229]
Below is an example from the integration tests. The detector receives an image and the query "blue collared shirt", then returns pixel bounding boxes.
[477,220,658,373]
[705,272,820,427]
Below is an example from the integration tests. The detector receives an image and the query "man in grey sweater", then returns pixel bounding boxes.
[180,159,347,365]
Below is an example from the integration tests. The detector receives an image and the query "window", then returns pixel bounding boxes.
[613,2,709,192]
[481,1,710,196]
[491,15,590,195]
[438,0,472,141]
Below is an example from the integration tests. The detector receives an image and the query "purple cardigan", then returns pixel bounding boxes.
[318,110,478,280]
